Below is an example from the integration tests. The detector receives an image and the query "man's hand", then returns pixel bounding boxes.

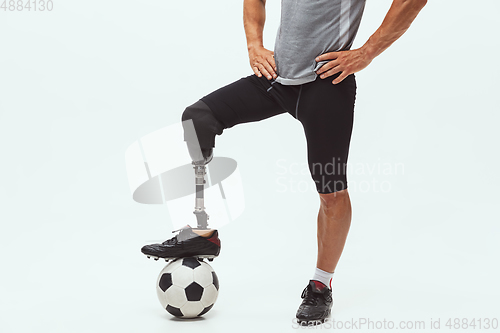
[316,0,427,85]
[315,48,373,84]
[248,46,277,80]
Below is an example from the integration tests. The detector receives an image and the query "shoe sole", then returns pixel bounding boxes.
[296,309,331,326]
[297,318,327,326]
[144,254,218,262]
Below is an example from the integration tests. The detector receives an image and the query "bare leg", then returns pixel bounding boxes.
[316,189,352,273]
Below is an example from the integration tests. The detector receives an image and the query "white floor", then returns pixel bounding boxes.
[1,147,498,333]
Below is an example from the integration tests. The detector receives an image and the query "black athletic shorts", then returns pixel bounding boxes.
[200,72,356,194]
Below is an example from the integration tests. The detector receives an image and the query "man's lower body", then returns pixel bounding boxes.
[142,72,357,324]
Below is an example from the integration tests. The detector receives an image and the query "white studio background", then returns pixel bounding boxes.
[0,0,499,332]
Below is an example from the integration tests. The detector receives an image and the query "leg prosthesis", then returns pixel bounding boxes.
[181,100,225,229]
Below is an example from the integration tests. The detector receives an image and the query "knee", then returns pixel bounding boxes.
[181,100,225,151]
[181,101,207,127]
[319,189,349,211]
[181,100,224,133]
[181,103,197,123]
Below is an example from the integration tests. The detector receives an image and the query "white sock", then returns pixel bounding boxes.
[312,267,334,289]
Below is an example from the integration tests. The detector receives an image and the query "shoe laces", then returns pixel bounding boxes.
[301,285,318,306]
[162,225,191,245]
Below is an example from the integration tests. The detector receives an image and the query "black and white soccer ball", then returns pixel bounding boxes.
[156,257,219,318]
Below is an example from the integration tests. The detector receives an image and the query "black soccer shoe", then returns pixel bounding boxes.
[141,225,221,261]
[296,280,333,326]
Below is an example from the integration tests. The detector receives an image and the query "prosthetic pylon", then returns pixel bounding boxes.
[193,163,209,230]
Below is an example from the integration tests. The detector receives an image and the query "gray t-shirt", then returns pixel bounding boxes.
[274,0,366,85]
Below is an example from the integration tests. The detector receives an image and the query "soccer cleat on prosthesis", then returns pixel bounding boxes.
[141,225,221,261]
[141,145,221,261]
[296,280,333,326]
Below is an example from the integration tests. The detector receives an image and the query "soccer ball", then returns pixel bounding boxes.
[156,257,219,318]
